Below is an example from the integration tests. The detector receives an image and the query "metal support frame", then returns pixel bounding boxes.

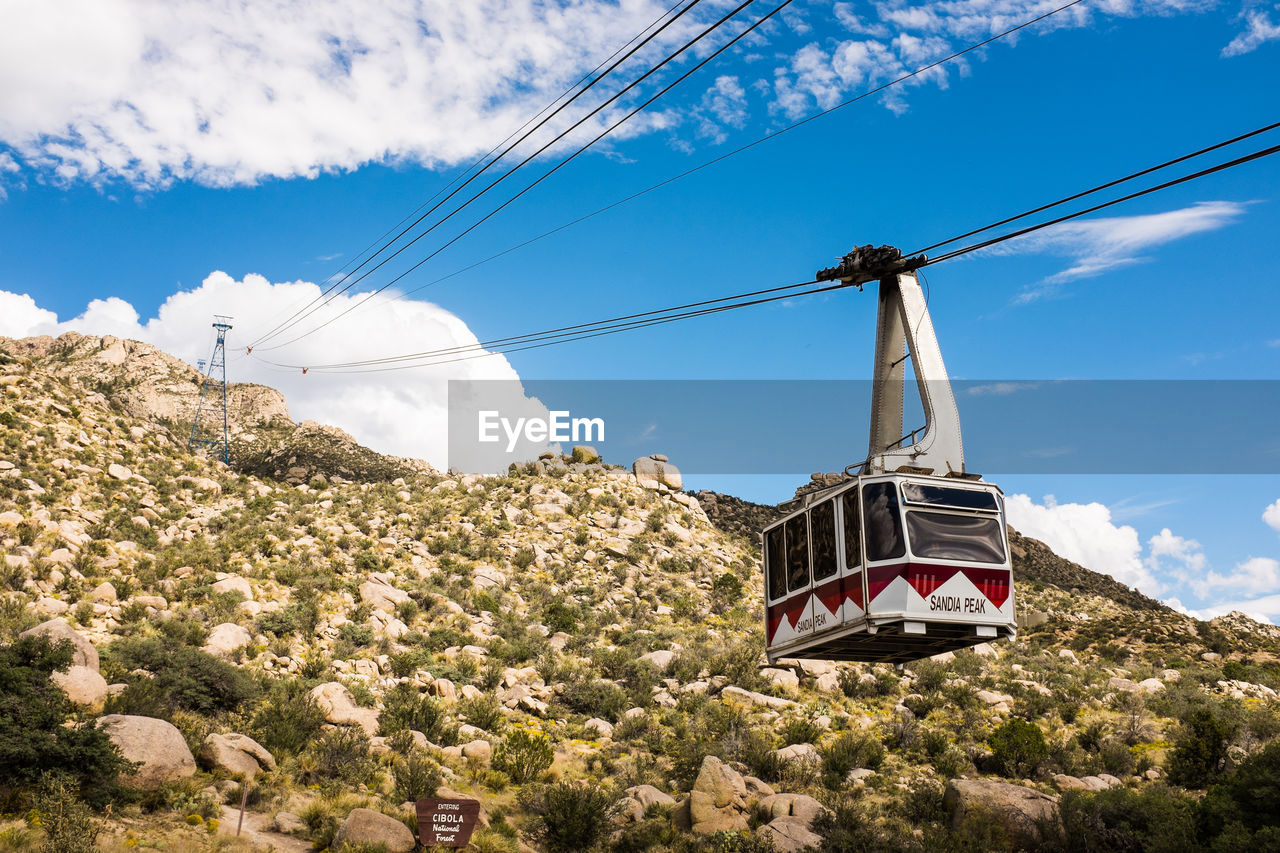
[189,317,233,465]
[865,272,965,476]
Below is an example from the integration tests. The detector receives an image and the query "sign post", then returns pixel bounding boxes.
[415,798,481,848]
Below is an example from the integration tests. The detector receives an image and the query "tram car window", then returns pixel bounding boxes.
[765,526,786,601]
[810,500,838,581]
[905,512,1007,563]
[862,482,905,561]
[784,514,809,593]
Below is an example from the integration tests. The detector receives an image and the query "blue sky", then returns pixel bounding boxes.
[0,0,1278,620]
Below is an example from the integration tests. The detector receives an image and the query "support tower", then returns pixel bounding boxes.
[189,316,233,465]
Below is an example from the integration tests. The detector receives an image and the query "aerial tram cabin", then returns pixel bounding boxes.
[762,249,1017,664]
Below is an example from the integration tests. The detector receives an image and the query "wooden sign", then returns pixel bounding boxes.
[416,797,481,847]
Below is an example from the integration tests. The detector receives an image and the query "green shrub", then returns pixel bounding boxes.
[458,693,506,733]
[512,549,535,570]
[988,719,1049,779]
[821,731,885,787]
[0,636,131,791]
[104,637,257,715]
[391,751,442,803]
[1045,786,1197,853]
[249,683,327,756]
[30,774,103,853]
[542,602,577,634]
[1197,738,1280,844]
[1167,708,1239,789]
[380,683,446,740]
[301,728,376,786]
[493,727,554,784]
[779,717,824,746]
[519,781,615,853]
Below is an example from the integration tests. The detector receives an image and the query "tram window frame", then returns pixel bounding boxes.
[905,511,1007,564]
[842,490,861,570]
[810,500,838,582]
[765,526,787,601]
[862,481,906,562]
[784,514,810,594]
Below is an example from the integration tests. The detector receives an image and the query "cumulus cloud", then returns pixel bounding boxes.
[1265,498,1280,533]
[1005,492,1161,593]
[0,0,709,188]
[991,201,1248,302]
[774,0,1223,118]
[1222,8,1280,55]
[0,274,546,470]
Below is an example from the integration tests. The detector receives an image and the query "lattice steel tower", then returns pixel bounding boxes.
[189,316,233,465]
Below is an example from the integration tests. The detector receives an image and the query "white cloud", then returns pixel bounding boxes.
[0,274,545,470]
[1265,498,1280,533]
[1148,526,1207,572]
[0,0,706,188]
[1199,556,1280,596]
[993,201,1247,303]
[1223,8,1280,56]
[1005,492,1161,593]
[768,0,1213,118]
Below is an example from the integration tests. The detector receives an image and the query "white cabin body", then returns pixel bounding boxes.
[762,472,1016,664]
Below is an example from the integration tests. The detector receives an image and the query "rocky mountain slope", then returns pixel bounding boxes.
[0,334,1278,853]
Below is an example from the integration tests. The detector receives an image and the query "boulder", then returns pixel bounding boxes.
[759,668,800,691]
[720,686,795,711]
[90,582,117,602]
[20,618,98,670]
[203,623,252,657]
[199,733,277,777]
[584,717,614,739]
[689,755,749,834]
[638,649,676,672]
[757,793,827,826]
[210,576,253,600]
[331,808,415,853]
[308,682,381,735]
[774,743,821,766]
[571,446,600,463]
[98,714,196,789]
[627,785,676,811]
[51,665,109,710]
[359,578,410,611]
[759,815,824,853]
[633,456,682,490]
[944,779,1059,849]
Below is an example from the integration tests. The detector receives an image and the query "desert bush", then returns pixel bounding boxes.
[457,693,506,733]
[249,683,327,756]
[1043,786,1198,853]
[840,668,898,699]
[391,751,442,803]
[542,601,577,634]
[0,636,131,792]
[1167,707,1239,789]
[1196,738,1280,845]
[104,637,257,715]
[779,717,824,746]
[379,683,446,740]
[300,728,376,787]
[520,781,615,853]
[560,672,628,723]
[988,719,1049,779]
[493,727,554,784]
[821,731,884,787]
[30,774,103,853]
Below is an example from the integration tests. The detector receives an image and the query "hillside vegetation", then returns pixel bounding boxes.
[1,334,1278,853]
